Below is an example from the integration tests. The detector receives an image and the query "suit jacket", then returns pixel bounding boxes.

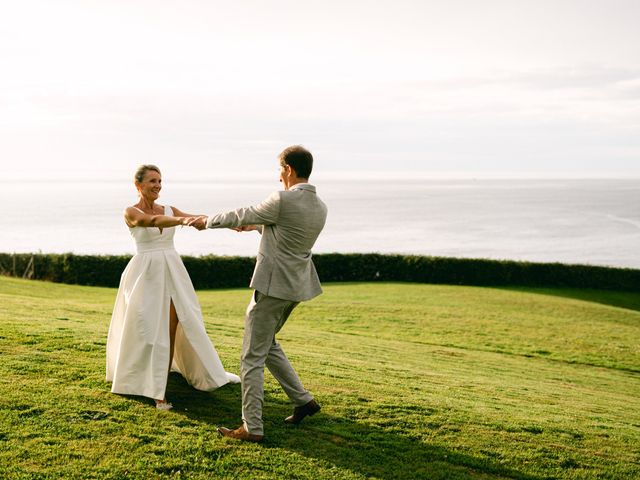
[206,183,328,302]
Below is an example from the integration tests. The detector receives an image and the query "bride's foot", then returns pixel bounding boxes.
[155,399,173,411]
[226,372,241,384]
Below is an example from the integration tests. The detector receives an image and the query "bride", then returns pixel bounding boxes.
[106,164,239,410]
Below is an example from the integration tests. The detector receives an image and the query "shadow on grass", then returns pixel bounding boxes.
[117,372,243,422]
[497,286,640,313]
[159,374,542,480]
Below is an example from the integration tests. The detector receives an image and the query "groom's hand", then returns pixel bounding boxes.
[187,216,208,230]
[233,225,259,232]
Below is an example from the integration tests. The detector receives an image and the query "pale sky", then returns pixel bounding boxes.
[1,0,639,180]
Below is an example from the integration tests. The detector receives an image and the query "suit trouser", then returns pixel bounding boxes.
[241,291,313,435]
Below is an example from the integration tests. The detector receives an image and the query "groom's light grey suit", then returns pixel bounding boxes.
[205,183,327,435]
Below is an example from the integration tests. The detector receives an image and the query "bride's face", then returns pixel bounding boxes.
[136,171,162,200]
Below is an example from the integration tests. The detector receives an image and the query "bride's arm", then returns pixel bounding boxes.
[124,207,190,228]
[170,206,203,218]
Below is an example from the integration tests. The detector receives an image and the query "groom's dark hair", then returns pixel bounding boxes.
[279,145,313,179]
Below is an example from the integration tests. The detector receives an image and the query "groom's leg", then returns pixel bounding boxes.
[266,340,313,407]
[265,302,313,406]
[241,291,294,436]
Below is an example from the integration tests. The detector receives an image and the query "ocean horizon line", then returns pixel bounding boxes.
[4,178,638,270]
[2,170,640,183]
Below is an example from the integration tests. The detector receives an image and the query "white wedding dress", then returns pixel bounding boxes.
[106,205,239,400]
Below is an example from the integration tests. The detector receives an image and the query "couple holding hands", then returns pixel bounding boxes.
[106,145,327,442]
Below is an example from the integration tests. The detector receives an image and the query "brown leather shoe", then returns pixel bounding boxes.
[217,425,264,443]
[284,399,321,424]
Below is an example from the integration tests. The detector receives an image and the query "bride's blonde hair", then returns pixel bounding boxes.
[134,165,161,184]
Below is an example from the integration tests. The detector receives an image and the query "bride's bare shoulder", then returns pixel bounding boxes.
[124,206,144,227]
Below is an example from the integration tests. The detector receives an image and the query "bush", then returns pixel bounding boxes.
[0,252,638,292]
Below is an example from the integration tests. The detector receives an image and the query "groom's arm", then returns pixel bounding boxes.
[205,192,281,230]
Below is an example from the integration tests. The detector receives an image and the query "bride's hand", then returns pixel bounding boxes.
[187,216,208,230]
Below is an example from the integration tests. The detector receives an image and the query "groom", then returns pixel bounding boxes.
[190,145,328,442]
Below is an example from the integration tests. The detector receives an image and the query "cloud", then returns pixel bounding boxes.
[1,2,639,176]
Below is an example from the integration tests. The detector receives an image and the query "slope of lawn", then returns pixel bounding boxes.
[0,276,638,479]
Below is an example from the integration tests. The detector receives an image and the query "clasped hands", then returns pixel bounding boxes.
[183,216,258,233]
[184,216,208,230]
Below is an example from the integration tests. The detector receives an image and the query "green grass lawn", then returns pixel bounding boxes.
[0,276,639,479]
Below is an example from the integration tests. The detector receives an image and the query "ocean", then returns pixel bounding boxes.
[3,177,639,269]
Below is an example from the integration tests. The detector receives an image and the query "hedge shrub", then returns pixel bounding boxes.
[0,252,638,292]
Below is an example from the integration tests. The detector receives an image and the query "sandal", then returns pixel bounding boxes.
[155,400,173,411]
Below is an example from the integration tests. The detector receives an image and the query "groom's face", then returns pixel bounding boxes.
[279,162,292,190]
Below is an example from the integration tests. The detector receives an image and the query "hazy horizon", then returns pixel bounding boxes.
[2,169,640,183]
[3,177,638,268]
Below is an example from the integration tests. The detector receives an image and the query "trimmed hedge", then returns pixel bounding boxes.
[313,254,640,291]
[0,252,638,292]
[0,253,254,289]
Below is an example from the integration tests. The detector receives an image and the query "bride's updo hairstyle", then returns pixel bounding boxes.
[134,165,161,184]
